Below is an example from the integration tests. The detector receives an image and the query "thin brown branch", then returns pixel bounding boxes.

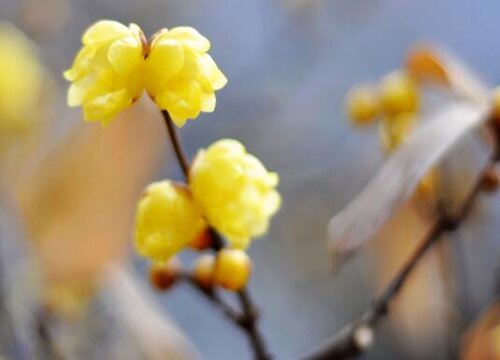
[236,288,271,360]
[36,307,65,360]
[182,274,243,324]
[302,148,500,360]
[161,110,190,181]
[161,110,272,359]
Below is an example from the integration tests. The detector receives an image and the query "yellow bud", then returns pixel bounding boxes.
[379,112,416,152]
[379,71,419,116]
[135,181,206,262]
[214,249,252,291]
[190,139,281,248]
[192,254,216,289]
[149,258,183,291]
[345,85,379,126]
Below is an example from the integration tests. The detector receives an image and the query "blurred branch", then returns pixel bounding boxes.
[35,307,64,360]
[161,111,272,360]
[303,124,500,360]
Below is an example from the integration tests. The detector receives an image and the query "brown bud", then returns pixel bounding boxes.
[189,229,212,251]
[192,254,216,289]
[481,166,500,193]
[149,258,183,291]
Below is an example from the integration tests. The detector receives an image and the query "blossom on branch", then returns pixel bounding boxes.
[190,139,281,249]
[135,181,206,262]
[64,20,226,126]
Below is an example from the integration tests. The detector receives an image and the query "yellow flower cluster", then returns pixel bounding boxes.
[134,139,280,261]
[346,70,420,152]
[64,20,226,127]
[0,23,43,131]
[190,139,281,249]
[135,181,206,262]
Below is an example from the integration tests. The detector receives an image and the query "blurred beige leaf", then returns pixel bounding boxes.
[102,266,200,360]
[328,102,488,265]
[460,302,500,360]
[16,98,166,288]
[406,45,490,106]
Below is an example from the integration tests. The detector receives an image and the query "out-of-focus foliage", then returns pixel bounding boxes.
[461,302,500,360]
[0,22,43,132]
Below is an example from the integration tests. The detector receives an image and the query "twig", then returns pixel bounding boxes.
[160,110,272,360]
[182,274,243,324]
[35,307,64,360]
[302,146,500,360]
[162,110,190,181]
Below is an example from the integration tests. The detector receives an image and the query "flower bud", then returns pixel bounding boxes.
[189,229,212,251]
[214,249,252,291]
[192,254,216,289]
[345,85,379,126]
[481,165,499,193]
[149,258,183,291]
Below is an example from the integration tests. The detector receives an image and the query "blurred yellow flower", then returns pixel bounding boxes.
[64,20,226,127]
[190,139,281,249]
[379,71,419,116]
[0,22,43,131]
[64,20,145,126]
[144,27,227,127]
[135,181,206,262]
[379,112,416,152]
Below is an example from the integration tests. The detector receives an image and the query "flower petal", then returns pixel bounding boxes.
[82,20,130,45]
[107,35,142,75]
[167,27,210,52]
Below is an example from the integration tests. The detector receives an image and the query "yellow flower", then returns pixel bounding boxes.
[0,22,43,131]
[135,181,206,262]
[64,20,145,126]
[379,112,416,152]
[379,71,419,116]
[190,139,281,249]
[144,27,227,127]
[65,21,227,127]
[345,85,379,126]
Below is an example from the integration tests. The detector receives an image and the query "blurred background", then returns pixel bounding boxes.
[0,0,500,359]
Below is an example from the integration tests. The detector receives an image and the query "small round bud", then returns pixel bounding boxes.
[149,258,183,291]
[491,87,500,122]
[353,325,375,350]
[481,165,500,193]
[214,249,252,291]
[379,71,419,116]
[189,229,212,251]
[192,254,216,289]
[345,85,379,126]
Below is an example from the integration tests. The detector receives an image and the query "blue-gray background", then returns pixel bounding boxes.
[2,0,500,359]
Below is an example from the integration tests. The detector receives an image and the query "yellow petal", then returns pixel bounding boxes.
[82,20,130,45]
[63,45,97,81]
[201,54,227,90]
[167,27,210,52]
[107,35,142,75]
[201,91,216,112]
[145,39,184,94]
[82,89,131,125]
[67,76,94,106]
